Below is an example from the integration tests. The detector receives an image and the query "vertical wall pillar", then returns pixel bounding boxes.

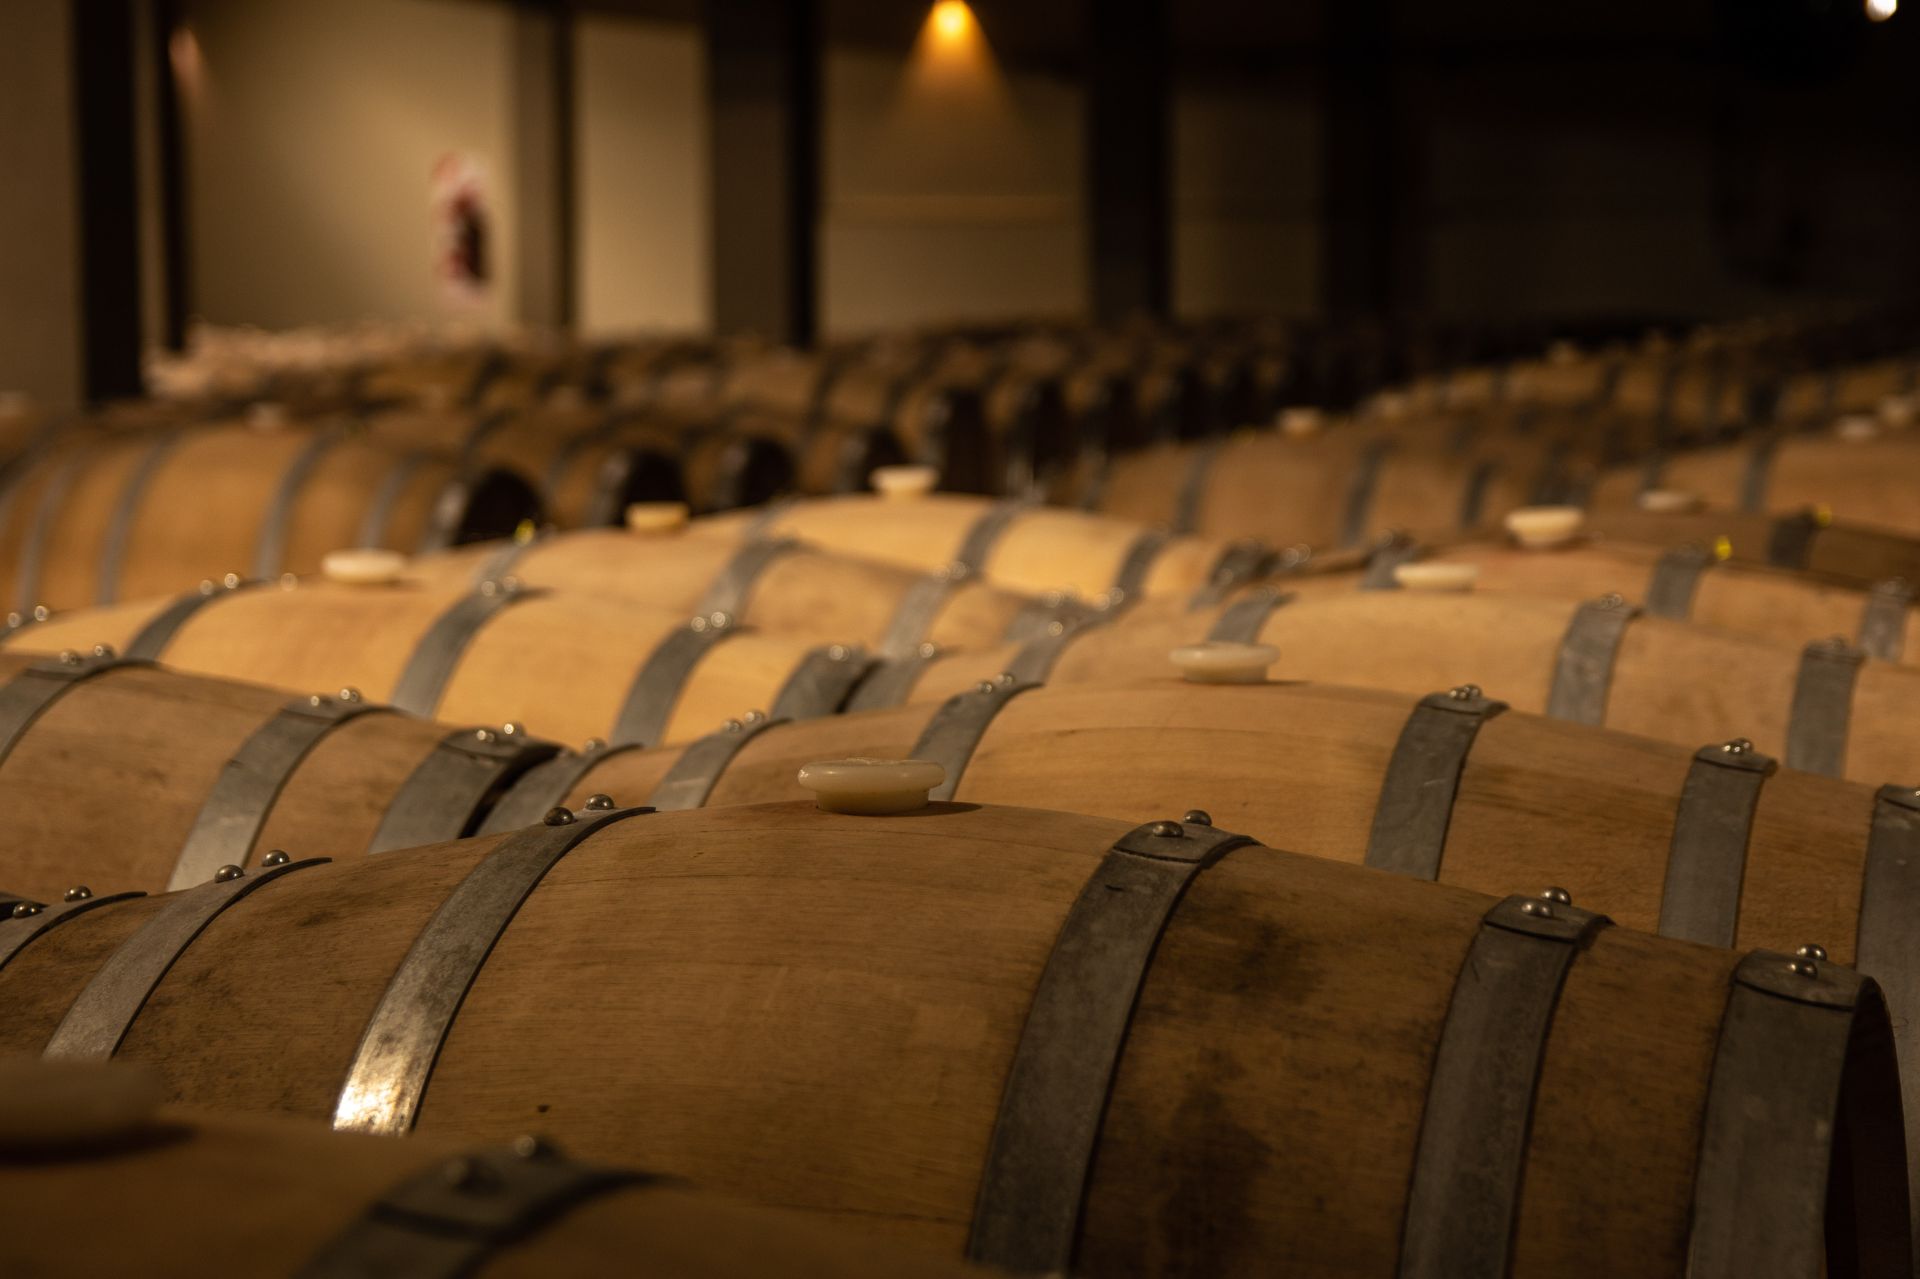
[1087,0,1171,323]
[512,0,576,330]
[1320,0,1424,325]
[145,0,192,353]
[73,0,147,400]
[0,2,83,407]
[705,0,817,345]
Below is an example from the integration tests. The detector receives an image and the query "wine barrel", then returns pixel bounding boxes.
[1585,505,1920,590]
[855,588,1920,785]
[0,423,539,616]
[1073,429,1547,550]
[0,651,576,901]
[915,340,1076,492]
[1772,354,1918,425]
[1287,532,1920,664]
[1590,429,1920,538]
[0,1063,981,1279]
[368,402,685,525]
[812,365,994,494]
[0,800,1901,1274]
[5,575,868,750]
[413,525,1045,656]
[494,679,1883,959]
[719,350,992,495]
[706,492,1258,606]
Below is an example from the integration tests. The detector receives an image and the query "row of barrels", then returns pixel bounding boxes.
[0,690,1907,1274]
[9,487,1920,787]
[5,312,1910,632]
[4,363,1909,635]
[8,484,1920,1270]
[8,315,1920,1273]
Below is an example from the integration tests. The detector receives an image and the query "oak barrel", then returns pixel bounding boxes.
[411,524,1044,655]
[0,801,1902,1274]
[7,576,867,750]
[0,1062,981,1279]
[0,423,538,615]
[865,589,1920,784]
[0,652,564,900]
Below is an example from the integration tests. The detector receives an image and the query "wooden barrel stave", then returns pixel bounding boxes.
[0,423,540,613]
[1585,506,1920,588]
[1352,538,1920,661]
[0,802,1896,1270]
[9,580,862,750]
[530,679,1876,966]
[729,494,1234,602]
[0,654,552,899]
[838,589,1920,785]
[1088,429,1553,550]
[0,1092,983,1278]
[1592,434,1920,538]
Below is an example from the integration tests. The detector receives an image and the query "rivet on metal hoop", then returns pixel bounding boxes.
[441,1157,497,1193]
[1449,684,1481,700]
[260,850,291,868]
[63,886,92,902]
[1796,942,1829,962]
[1147,820,1185,838]
[1541,886,1572,906]
[213,865,245,883]
[543,808,576,827]
[583,794,616,811]
[1182,809,1213,827]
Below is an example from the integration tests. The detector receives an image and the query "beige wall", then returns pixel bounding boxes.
[820,42,1086,337]
[1173,82,1320,318]
[573,14,709,336]
[0,0,82,407]
[181,0,516,331]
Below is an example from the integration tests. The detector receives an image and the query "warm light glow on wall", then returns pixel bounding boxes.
[169,25,204,90]
[909,0,999,94]
[1866,0,1896,21]
[931,0,974,42]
